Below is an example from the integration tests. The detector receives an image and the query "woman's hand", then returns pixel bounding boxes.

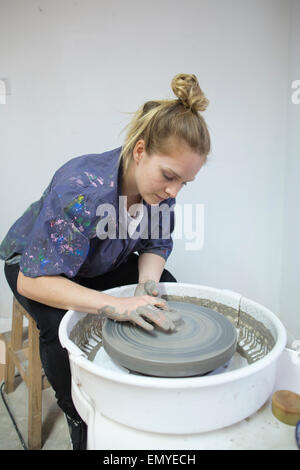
[134,279,159,297]
[97,294,176,331]
[134,280,181,326]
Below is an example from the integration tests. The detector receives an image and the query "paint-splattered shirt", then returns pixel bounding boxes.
[0,147,175,278]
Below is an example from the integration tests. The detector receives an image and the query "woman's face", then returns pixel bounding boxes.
[133,137,206,205]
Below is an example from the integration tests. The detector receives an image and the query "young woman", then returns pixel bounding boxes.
[0,73,211,449]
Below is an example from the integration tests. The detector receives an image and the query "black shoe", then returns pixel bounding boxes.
[65,414,87,450]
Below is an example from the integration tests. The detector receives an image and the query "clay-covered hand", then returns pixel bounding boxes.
[134,280,181,325]
[97,295,175,332]
[134,280,160,297]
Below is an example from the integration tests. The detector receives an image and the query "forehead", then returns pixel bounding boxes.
[153,138,204,178]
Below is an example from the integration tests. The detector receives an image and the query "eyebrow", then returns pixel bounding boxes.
[164,167,195,182]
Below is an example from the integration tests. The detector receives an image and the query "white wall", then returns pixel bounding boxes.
[280,0,300,340]
[0,0,295,335]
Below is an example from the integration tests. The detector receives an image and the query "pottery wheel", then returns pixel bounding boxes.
[102,301,237,377]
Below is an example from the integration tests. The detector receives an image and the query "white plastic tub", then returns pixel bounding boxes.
[59,283,287,442]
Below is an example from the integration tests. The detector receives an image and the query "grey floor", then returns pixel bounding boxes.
[0,375,72,450]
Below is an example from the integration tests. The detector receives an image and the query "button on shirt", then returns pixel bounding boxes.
[0,147,175,278]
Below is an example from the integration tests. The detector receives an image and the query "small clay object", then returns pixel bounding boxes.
[296,420,300,449]
[272,390,300,426]
[102,301,237,377]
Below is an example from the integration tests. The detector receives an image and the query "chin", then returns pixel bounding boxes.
[143,194,163,205]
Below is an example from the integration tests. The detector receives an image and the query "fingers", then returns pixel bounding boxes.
[98,304,155,331]
[143,296,181,327]
[135,304,176,331]
[147,294,181,320]
[163,307,181,323]
[143,296,182,328]
[97,299,178,333]
[134,280,159,297]
[128,311,154,331]
[147,295,169,310]
[144,280,159,297]
[98,305,130,322]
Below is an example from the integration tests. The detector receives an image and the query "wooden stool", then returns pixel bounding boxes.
[0,296,50,450]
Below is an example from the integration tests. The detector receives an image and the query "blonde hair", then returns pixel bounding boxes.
[119,73,211,174]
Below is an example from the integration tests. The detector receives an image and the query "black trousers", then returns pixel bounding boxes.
[4,253,177,420]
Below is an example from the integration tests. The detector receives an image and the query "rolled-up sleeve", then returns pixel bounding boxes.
[19,184,94,278]
[137,198,176,261]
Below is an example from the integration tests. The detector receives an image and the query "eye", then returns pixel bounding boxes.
[162,172,188,186]
[162,172,174,181]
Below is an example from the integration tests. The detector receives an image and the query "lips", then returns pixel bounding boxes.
[155,194,165,202]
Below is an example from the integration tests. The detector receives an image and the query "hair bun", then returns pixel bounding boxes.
[171,73,209,112]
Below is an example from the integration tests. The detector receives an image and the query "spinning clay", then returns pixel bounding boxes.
[102,301,238,377]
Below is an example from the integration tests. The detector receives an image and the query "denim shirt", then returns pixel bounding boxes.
[0,147,175,278]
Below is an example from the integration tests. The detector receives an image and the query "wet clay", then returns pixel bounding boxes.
[69,295,275,368]
[102,301,237,377]
[70,314,104,361]
[163,295,276,364]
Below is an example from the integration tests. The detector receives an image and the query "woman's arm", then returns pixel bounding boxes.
[17,271,117,314]
[17,260,176,330]
[138,252,166,283]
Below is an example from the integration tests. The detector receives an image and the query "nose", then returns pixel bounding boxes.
[165,182,182,199]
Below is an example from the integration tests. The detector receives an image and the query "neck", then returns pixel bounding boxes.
[120,160,141,207]
[121,160,139,197]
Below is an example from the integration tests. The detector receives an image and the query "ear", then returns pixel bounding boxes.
[133,140,145,164]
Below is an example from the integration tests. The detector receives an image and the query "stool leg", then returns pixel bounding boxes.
[4,298,24,393]
[27,318,42,450]
[4,342,15,393]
